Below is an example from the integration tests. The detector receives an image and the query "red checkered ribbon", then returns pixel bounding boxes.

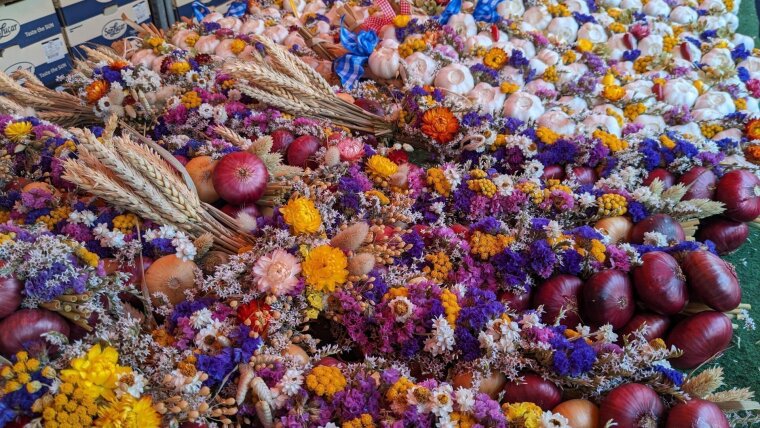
[362,0,411,32]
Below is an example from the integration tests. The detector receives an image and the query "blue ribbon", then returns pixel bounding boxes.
[437,0,462,24]
[192,0,247,21]
[473,0,504,23]
[192,1,211,22]
[334,16,378,89]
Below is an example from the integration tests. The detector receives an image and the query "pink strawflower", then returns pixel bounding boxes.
[252,249,301,295]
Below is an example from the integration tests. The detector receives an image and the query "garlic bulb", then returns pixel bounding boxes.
[465,34,494,52]
[447,13,477,37]
[738,57,760,79]
[556,63,588,86]
[547,17,579,43]
[537,110,576,135]
[582,114,622,137]
[303,0,326,15]
[194,35,220,54]
[282,0,306,14]
[671,123,703,137]
[240,19,265,35]
[672,41,702,63]
[522,6,552,31]
[202,12,224,23]
[565,0,589,13]
[217,17,242,32]
[281,16,301,27]
[151,55,166,74]
[130,49,157,68]
[701,48,735,69]
[510,39,536,58]
[691,109,722,121]
[733,34,755,51]
[380,24,398,41]
[694,91,735,115]
[744,97,760,113]
[699,0,725,11]
[557,96,588,115]
[643,0,670,16]
[535,48,560,66]
[263,25,289,44]
[283,32,306,50]
[638,35,663,56]
[620,0,642,8]
[578,23,608,43]
[529,58,548,76]
[467,83,506,115]
[523,79,555,96]
[593,104,623,118]
[434,63,475,95]
[606,33,637,61]
[713,128,743,141]
[497,0,525,17]
[404,52,438,85]
[634,115,667,134]
[369,47,401,80]
[214,39,238,59]
[623,80,654,105]
[612,61,635,77]
[171,29,198,49]
[503,92,545,122]
[669,6,698,23]
[663,78,698,107]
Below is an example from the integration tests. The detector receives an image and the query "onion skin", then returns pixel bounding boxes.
[667,311,732,369]
[620,313,670,341]
[632,252,687,315]
[212,152,269,205]
[270,128,295,153]
[499,289,532,312]
[716,170,760,222]
[0,309,70,357]
[0,277,23,319]
[679,166,717,201]
[452,371,507,399]
[542,165,565,180]
[287,135,321,168]
[630,214,685,245]
[599,383,665,428]
[502,374,562,410]
[354,98,385,116]
[644,168,675,188]
[144,255,198,306]
[595,216,633,244]
[221,204,261,220]
[533,275,583,327]
[665,399,730,428]
[696,216,749,255]
[186,156,219,203]
[572,166,597,185]
[681,250,740,311]
[553,399,599,428]
[581,270,635,329]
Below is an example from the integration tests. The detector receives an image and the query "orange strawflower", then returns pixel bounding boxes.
[109,60,129,70]
[746,118,760,140]
[421,107,460,144]
[85,80,110,104]
[745,144,760,164]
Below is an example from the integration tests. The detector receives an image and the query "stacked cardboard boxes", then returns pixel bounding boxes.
[58,0,152,56]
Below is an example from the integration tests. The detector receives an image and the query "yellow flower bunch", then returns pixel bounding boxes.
[74,245,100,268]
[700,122,724,139]
[95,395,161,428]
[562,50,577,64]
[505,402,544,428]
[693,80,705,94]
[427,168,452,197]
[386,377,414,402]
[736,98,748,111]
[112,213,139,234]
[424,251,453,282]
[305,291,324,319]
[467,177,498,197]
[280,196,322,235]
[230,39,247,55]
[593,129,628,152]
[0,211,10,224]
[602,85,626,102]
[54,140,77,157]
[624,103,646,121]
[597,193,628,216]
[633,56,653,73]
[366,155,399,180]
[37,206,72,231]
[606,108,624,127]
[469,231,514,260]
[184,33,199,47]
[343,414,375,428]
[4,121,33,142]
[576,39,593,52]
[302,245,348,292]
[536,126,560,144]
[483,47,509,70]
[305,366,347,398]
[500,81,520,94]
[393,15,411,27]
[517,181,544,204]
[384,286,409,300]
[441,289,460,326]
[169,61,191,74]
[542,65,559,83]
[39,383,100,428]
[663,34,679,52]
[365,189,390,205]
[181,91,202,109]
[60,344,130,401]
[659,135,676,149]
[589,239,607,262]
[398,38,426,58]
[450,411,476,428]
[608,22,626,33]
[1,351,49,395]
[547,3,570,16]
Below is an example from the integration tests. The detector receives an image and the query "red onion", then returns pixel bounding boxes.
[270,128,295,153]
[681,250,740,311]
[502,374,562,410]
[212,152,269,205]
[620,313,670,342]
[666,399,730,428]
[0,309,70,357]
[632,252,687,315]
[571,166,597,185]
[716,170,760,222]
[286,135,321,168]
[354,98,385,116]
[667,311,732,369]
[221,204,261,220]
[174,155,189,166]
[500,289,532,312]
[533,275,583,327]
[0,277,23,319]
[679,167,717,201]
[542,165,565,180]
[696,216,749,255]
[643,168,675,188]
[581,270,634,329]
[599,384,665,428]
[631,214,685,245]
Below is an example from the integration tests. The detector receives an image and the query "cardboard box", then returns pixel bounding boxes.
[55,0,135,27]
[174,0,230,21]
[0,33,72,88]
[0,0,63,51]
[62,0,151,56]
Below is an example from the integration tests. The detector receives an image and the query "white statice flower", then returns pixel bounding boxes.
[280,368,304,396]
[454,387,475,412]
[543,220,563,239]
[198,103,214,118]
[167,369,203,394]
[489,316,521,353]
[194,320,225,351]
[642,231,669,246]
[172,233,197,261]
[631,186,657,205]
[388,296,416,322]
[189,308,214,329]
[185,70,200,84]
[522,160,545,180]
[93,223,126,248]
[158,225,178,239]
[576,192,597,209]
[443,164,463,188]
[68,210,97,226]
[213,105,228,124]
[506,134,537,157]
[425,316,456,355]
[142,228,160,241]
[520,311,543,329]
[431,384,454,417]
[116,371,146,398]
[492,174,515,196]
[574,324,591,337]
[541,410,570,427]
[595,324,618,343]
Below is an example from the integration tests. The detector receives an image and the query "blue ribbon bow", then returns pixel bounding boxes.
[334,16,378,89]
[192,0,247,22]
[473,0,504,23]
[437,0,462,24]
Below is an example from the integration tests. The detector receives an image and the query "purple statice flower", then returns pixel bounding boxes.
[335,373,381,420]
[551,334,596,376]
[571,225,603,240]
[529,240,557,278]
[654,364,684,386]
[492,248,527,288]
[559,249,582,275]
[470,63,500,85]
[24,262,69,301]
[472,393,507,427]
[20,188,52,210]
[509,49,529,68]
[61,223,92,243]
[164,105,188,125]
[606,245,631,271]
[583,53,607,74]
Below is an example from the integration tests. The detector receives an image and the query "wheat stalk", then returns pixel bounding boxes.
[253,35,333,96]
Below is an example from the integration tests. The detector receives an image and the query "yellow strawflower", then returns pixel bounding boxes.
[4,121,33,142]
[280,196,322,235]
[302,245,348,292]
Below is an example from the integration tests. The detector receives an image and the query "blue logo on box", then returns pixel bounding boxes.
[101,19,127,40]
[0,19,21,44]
[3,61,34,75]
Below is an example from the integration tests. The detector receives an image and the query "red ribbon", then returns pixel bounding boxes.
[362,0,411,32]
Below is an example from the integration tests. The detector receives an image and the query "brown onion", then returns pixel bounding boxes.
[681,250,740,311]
[0,277,23,319]
[665,399,729,428]
[533,275,583,327]
[620,313,670,341]
[452,371,507,399]
[631,214,685,245]
[696,216,749,255]
[595,216,633,244]
[632,252,687,315]
[716,170,760,222]
[553,399,599,428]
[581,270,634,329]
[599,383,665,428]
[144,255,197,306]
[644,168,675,188]
[0,309,70,357]
[666,311,732,369]
[186,156,219,203]
[502,374,562,410]
[679,166,717,201]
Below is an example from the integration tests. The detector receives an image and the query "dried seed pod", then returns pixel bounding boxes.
[330,222,370,252]
[348,253,376,276]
